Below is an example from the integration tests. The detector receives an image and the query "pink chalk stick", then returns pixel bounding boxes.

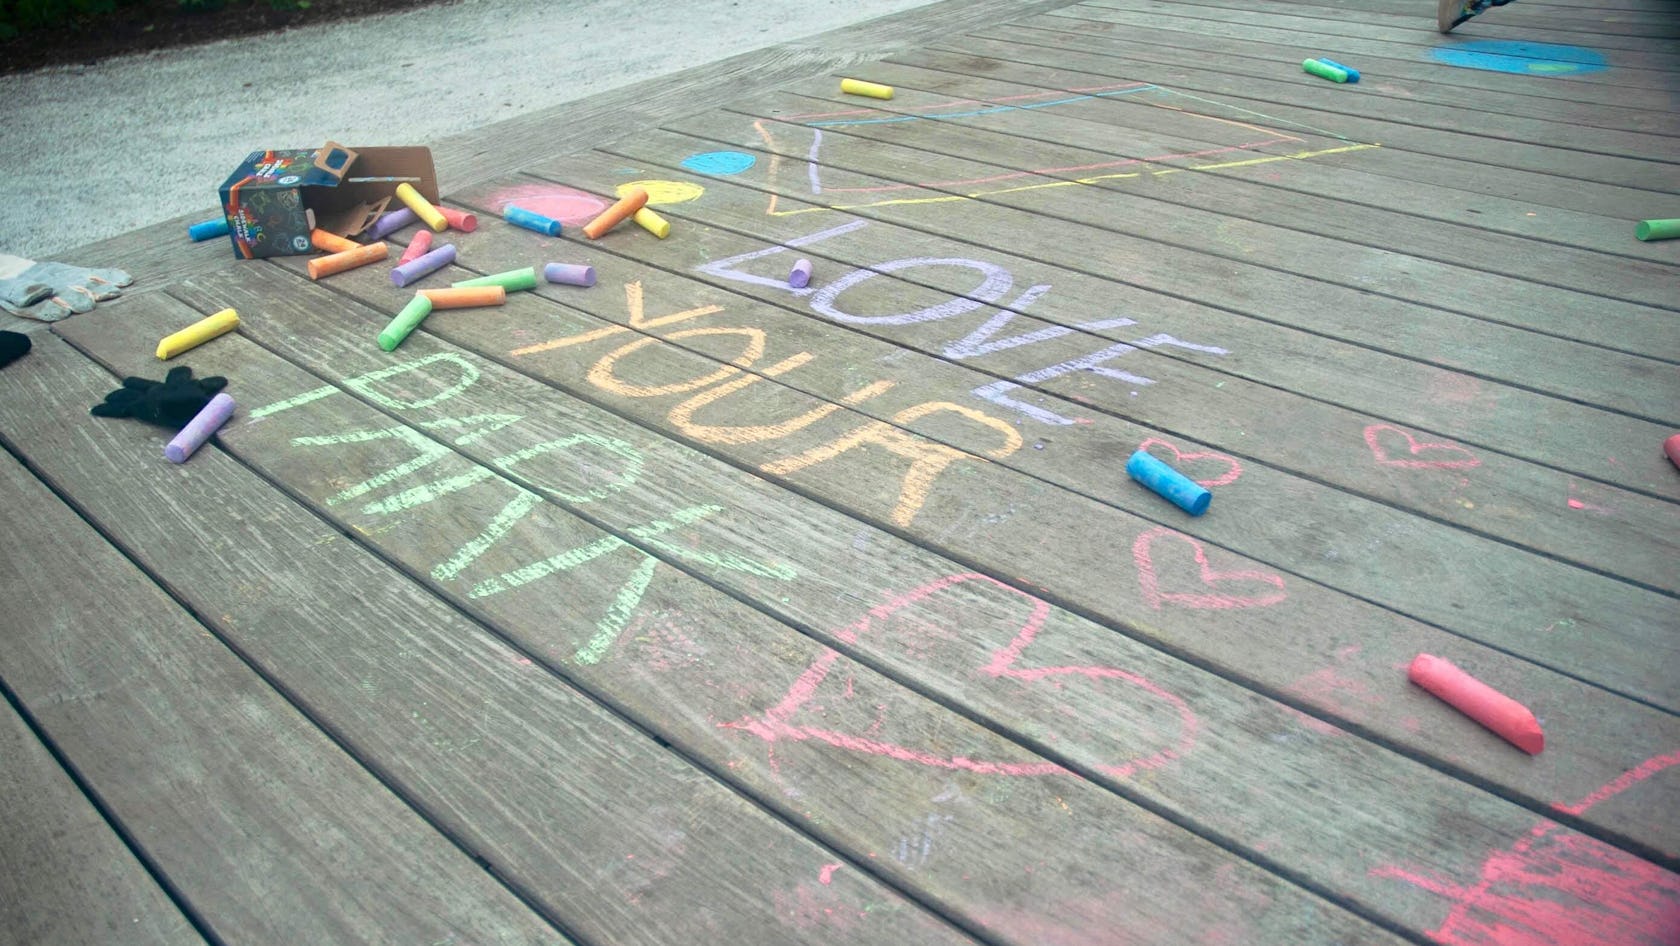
[1408,654,1544,754]
[165,393,235,463]
[1665,433,1680,471]
[397,230,434,265]
[543,262,596,287]
[789,258,813,289]
[439,206,478,232]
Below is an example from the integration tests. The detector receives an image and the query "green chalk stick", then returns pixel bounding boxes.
[378,295,433,352]
[452,266,538,291]
[1302,58,1349,83]
[1635,218,1680,242]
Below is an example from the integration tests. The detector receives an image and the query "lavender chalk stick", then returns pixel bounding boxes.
[365,207,418,241]
[789,258,813,289]
[391,244,458,287]
[505,205,563,236]
[1126,449,1211,515]
[189,217,230,241]
[165,393,235,463]
[543,262,596,287]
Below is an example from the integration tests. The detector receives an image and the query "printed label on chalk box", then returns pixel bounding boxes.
[216,142,438,259]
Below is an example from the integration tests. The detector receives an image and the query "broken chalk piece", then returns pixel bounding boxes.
[438,206,478,232]
[543,262,596,287]
[1408,653,1544,755]
[505,204,563,237]
[419,285,507,309]
[452,266,537,292]
[583,187,650,239]
[311,228,360,254]
[164,392,235,463]
[1664,433,1680,471]
[395,182,448,232]
[1315,57,1360,82]
[391,244,457,288]
[378,295,434,352]
[364,207,418,241]
[308,242,389,280]
[397,229,434,265]
[1302,58,1349,83]
[1635,218,1680,242]
[789,258,813,289]
[633,207,671,239]
[840,78,894,99]
[156,307,239,360]
[1126,449,1211,516]
[188,217,229,241]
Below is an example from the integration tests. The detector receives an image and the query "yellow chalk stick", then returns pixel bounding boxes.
[395,182,448,232]
[157,307,239,360]
[633,207,671,239]
[840,78,894,99]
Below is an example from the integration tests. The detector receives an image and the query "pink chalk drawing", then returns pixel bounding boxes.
[722,573,1198,778]
[484,182,609,226]
[818,862,843,885]
[1133,527,1287,610]
[1138,436,1243,487]
[1363,424,1482,470]
[1373,751,1680,946]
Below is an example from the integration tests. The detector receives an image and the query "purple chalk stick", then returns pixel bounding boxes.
[789,258,813,289]
[365,207,418,241]
[165,393,235,463]
[391,244,458,287]
[543,262,596,287]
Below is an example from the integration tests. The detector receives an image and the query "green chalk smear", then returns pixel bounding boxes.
[252,384,337,419]
[346,352,481,411]
[575,554,661,665]
[453,267,539,292]
[290,425,453,507]
[435,490,545,582]
[1301,58,1348,83]
[492,433,645,503]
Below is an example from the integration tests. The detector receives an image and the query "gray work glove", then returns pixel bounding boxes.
[0,255,133,322]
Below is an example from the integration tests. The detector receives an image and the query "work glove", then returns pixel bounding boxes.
[90,366,227,429]
[0,255,134,322]
[0,331,28,369]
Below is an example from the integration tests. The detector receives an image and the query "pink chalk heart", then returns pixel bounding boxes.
[1363,424,1482,470]
[1133,527,1287,610]
[1138,436,1243,487]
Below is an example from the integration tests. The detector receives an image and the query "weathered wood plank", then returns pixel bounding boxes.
[17,319,972,946]
[0,678,201,946]
[0,355,572,945]
[1153,0,1680,43]
[57,289,1395,946]
[168,256,1680,944]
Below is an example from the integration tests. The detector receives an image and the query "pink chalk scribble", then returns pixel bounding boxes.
[1373,751,1680,946]
[1363,424,1482,471]
[1138,436,1243,488]
[722,573,1198,778]
[1133,527,1287,610]
[818,862,843,885]
[485,182,609,226]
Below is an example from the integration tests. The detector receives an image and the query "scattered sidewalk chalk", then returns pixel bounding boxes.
[1126,449,1211,515]
[378,295,433,352]
[841,78,894,99]
[391,244,457,288]
[1302,58,1349,83]
[452,266,537,292]
[1665,433,1680,471]
[395,182,448,232]
[156,308,238,359]
[420,285,508,308]
[165,392,235,463]
[439,206,478,232]
[1316,57,1360,81]
[365,207,418,241]
[633,207,671,239]
[1408,653,1544,755]
[188,217,229,241]
[311,228,360,254]
[583,187,650,239]
[1635,218,1680,241]
[505,204,562,236]
[397,230,434,266]
[544,262,596,287]
[308,242,389,280]
[789,258,813,289]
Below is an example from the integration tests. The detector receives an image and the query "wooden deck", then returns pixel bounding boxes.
[3,0,1677,942]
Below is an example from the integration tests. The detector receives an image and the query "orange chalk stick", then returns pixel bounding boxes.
[1408,654,1544,754]
[395,182,448,232]
[307,241,389,280]
[311,228,360,253]
[583,187,649,239]
[418,285,507,309]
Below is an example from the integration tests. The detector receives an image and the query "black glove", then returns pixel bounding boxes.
[90,366,228,429]
[0,331,28,369]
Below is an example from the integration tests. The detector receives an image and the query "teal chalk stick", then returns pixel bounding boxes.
[1635,218,1680,241]
[1316,57,1360,82]
[1127,449,1212,516]
[1302,58,1349,83]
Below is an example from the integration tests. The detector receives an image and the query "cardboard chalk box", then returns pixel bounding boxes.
[217,142,438,259]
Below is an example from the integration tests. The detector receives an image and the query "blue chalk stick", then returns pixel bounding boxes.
[1126,449,1211,516]
[189,217,230,241]
[1316,57,1360,82]
[505,205,562,237]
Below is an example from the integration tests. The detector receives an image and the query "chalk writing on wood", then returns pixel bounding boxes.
[1133,527,1288,610]
[1363,424,1482,470]
[1137,437,1244,488]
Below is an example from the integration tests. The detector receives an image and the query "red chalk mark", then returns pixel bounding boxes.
[1133,527,1287,610]
[486,183,609,226]
[1567,480,1612,514]
[818,863,843,885]
[723,573,1198,778]
[1363,424,1482,470]
[1138,436,1243,488]
[1554,751,1680,817]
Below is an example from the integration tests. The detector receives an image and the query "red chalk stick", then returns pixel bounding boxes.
[1665,433,1680,471]
[1408,654,1544,754]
